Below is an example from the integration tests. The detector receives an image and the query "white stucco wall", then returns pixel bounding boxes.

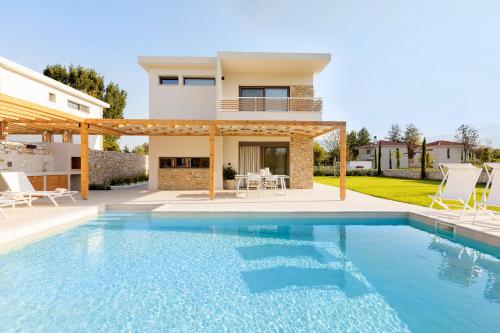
[148,136,223,190]
[147,66,217,119]
[428,146,463,168]
[358,146,409,169]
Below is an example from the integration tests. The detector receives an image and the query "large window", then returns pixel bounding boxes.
[159,157,210,169]
[184,78,215,86]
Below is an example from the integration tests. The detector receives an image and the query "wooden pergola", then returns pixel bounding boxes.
[0,93,347,200]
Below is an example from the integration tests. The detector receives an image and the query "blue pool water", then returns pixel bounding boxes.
[0,212,499,332]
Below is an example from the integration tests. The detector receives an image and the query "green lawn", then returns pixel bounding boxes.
[314,176,491,209]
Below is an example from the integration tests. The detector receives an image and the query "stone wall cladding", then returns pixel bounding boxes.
[290,85,314,98]
[382,169,488,183]
[89,150,148,185]
[289,136,313,189]
[158,168,209,190]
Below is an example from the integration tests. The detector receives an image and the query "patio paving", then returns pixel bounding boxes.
[0,183,499,251]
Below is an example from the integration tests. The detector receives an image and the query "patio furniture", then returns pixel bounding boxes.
[0,172,78,207]
[428,163,482,219]
[473,163,500,223]
[0,192,35,218]
[236,174,289,197]
[263,174,279,195]
[247,173,262,196]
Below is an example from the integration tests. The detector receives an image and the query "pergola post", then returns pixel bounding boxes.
[80,123,89,200]
[339,125,347,200]
[209,124,216,200]
[42,130,53,142]
[0,121,8,140]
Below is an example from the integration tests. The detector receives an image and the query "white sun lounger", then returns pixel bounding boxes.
[473,163,500,223]
[428,163,482,219]
[0,172,77,207]
[0,192,35,218]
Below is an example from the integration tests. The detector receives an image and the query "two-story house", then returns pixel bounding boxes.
[139,51,331,191]
[0,56,108,149]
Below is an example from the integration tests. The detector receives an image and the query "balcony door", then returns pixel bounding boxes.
[239,87,289,111]
[239,142,289,176]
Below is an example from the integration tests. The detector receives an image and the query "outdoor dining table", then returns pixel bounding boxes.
[235,174,289,196]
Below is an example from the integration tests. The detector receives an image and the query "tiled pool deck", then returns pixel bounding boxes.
[0,183,499,251]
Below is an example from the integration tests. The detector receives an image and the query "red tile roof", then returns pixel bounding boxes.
[427,140,462,147]
[358,140,405,149]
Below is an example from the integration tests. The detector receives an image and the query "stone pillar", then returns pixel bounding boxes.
[289,136,313,189]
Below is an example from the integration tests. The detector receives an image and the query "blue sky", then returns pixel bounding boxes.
[2,0,500,147]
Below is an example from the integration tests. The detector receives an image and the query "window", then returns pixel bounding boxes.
[67,100,89,112]
[159,76,179,85]
[447,148,450,159]
[366,149,371,154]
[240,87,290,98]
[159,157,210,168]
[239,142,289,176]
[49,92,56,102]
[184,78,215,86]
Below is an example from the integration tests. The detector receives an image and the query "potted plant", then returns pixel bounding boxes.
[223,165,236,190]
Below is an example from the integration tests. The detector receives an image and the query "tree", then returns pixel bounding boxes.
[386,124,403,142]
[122,145,130,153]
[133,143,149,155]
[455,124,479,162]
[44,64,105,99]
[421,138,427,179]
[346,130,358,160]
[44,64,127,152]
[323,131,340,164]
[388,149,392,169]
[394,148,401,169]
[377,141,382,175]
[103,82,127,151]
[403,123,421,165]
[356,127,371,147]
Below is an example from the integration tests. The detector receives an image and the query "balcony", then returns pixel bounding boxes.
[219,97,322,113]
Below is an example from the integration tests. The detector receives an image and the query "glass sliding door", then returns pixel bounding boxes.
[239,87,290,111]
[263,147,288,175]
[239,142,289,177]
[240,88,264,111]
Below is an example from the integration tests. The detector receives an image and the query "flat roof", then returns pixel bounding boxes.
[138,51,331,74]
[0,56,109,108]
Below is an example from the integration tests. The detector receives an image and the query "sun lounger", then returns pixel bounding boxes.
[0,192,35,218]
[473,163,500,223]
[428,163,482,219]
[0,172,77,207]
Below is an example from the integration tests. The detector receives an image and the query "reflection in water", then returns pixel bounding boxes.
[429,236,500,303]
[241,266,368,298]
[236,224,365,298]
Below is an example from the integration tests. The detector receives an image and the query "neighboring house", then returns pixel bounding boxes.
[139,51,329,191]
[425,140,463,168]
[0,56,109,149]
[357,141,409,169]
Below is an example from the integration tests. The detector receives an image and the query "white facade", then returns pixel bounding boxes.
[358,143,409,169]
[0,56,109,149]
[426,141,463,168]
[139,51,330,190]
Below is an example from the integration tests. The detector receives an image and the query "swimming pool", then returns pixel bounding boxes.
[0,212,498,332]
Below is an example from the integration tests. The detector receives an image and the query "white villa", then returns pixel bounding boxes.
[357,139,464,169]
[358,141,409,169]
[139,51,331,191]
[0,56,108,149]
[0,56,109,191]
